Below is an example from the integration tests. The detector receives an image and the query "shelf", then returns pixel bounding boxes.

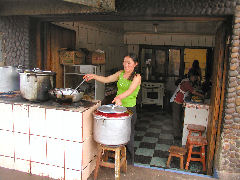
[64,73,86,75]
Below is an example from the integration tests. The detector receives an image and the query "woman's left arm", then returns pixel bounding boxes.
[112,74,141,105]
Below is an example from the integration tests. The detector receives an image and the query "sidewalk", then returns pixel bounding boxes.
[87,165,216,180]
[0,165,216,180]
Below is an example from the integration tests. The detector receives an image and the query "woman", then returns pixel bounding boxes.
[170,70,204,140]
[83,53,141,165]
[188,60,202,86]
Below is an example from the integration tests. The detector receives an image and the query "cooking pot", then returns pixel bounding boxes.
[49,88,84,103]
[0,66,21,92]
[93,104,133,145]
[19,69,56,101]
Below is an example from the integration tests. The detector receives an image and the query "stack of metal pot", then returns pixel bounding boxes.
[93,104,133,146]
[19,68,56,101]
[0,66,21,92]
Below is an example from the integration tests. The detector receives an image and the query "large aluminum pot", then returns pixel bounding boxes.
[93,104,133,145]
[20,69,56,101]
[0,66,20,92]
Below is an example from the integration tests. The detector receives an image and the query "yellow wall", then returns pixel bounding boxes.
[184,48,207,79]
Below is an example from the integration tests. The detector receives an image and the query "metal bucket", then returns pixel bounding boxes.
[93,105,133,145]
[0,66,20,92]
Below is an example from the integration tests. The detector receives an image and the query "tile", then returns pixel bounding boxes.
[135,148,154,157]
[189,162,203,172]
[161,129,174,134]
[153,150,169,158]
[134,136,143,141]
[149,124,162,129]
[150,121,163,125]
[136,123,150,128]
[162,125,173,131]
[134,162,151,168]
[150,157,168,167]
[159,133,174,140]
[134,141,141,148]
[155,144,170,152]
[138,119,151,123]
[158,138,174,145]
[142,137,158,143]
[145,132,160,138]
[135,126,148,131]
[139,142,156,149]
[146,128,162,134]
[134,155,152,165]
[135,131,145,136]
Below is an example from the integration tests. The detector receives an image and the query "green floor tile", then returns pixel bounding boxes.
[134,141,141,148]
[150,157,168,167]
[142,137,158,143]
[159,133,173,140]
[155,144,170,151]
[135,131,146,136]
[146,128,161,133]
[135,148,155,157]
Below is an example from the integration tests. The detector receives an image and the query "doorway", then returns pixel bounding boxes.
[135,44,215,174]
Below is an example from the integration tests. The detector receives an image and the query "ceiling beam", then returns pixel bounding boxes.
[34,14,227,22]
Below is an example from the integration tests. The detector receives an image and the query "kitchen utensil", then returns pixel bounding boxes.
[93,104,133,145]
[49,88,84,103]
[70,78,86,95]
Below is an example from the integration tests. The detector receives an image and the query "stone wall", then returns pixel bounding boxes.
[215,4,240,180]
[0,16,31,68]
[117,0,238,16]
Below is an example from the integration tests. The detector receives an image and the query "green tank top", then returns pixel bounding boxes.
[116,71,140,107]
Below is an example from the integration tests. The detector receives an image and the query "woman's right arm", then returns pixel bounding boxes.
[83,70,122,84]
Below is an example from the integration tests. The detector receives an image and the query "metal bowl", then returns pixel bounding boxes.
[49,88,84,103]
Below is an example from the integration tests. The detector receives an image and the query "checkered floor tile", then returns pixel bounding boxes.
[133,104,205,174]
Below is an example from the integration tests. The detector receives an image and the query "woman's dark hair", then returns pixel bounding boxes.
[192,60,200,69]
[127,53,139,81]
[188,68,200,77]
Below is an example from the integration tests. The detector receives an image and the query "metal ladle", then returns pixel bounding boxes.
[70,78,86,95]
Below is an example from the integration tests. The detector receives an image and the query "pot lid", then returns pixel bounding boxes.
[21,68,56,75]
[97,104,127,114]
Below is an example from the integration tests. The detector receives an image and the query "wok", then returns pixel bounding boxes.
[49,88,84,103]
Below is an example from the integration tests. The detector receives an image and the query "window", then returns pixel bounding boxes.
[168,49,180,76]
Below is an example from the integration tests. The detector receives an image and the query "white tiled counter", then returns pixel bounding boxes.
[0,98,101,180]
[182,102,210,146]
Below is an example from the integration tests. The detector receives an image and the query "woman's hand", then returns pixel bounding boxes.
[112,96,122,106]
[83,74,95,82]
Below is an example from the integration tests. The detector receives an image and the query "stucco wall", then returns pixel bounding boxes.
[53,22,127,74]
[0,16,31,68]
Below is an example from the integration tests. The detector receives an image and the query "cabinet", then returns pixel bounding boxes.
[63,65,105,101]
[182,102,209,146]
[0,100,101,180]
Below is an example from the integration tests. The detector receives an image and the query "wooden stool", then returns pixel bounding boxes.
[186,124,206,148]
[94,144,127,180]
[185,136,207,171]
[187,124,206,138]
[166,146,187,170]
